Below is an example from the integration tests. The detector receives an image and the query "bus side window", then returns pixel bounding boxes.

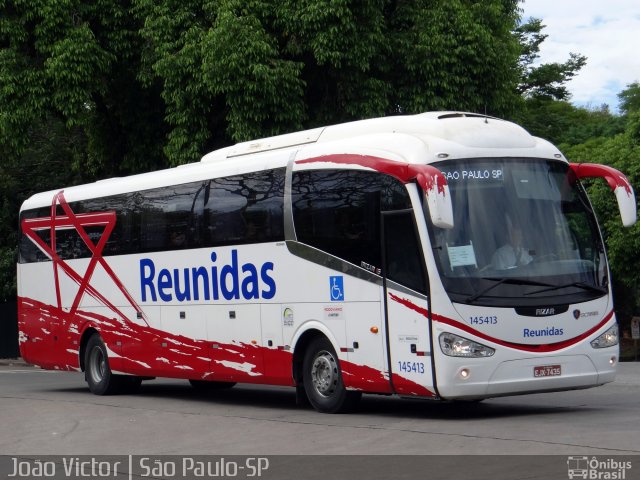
[292,170,412,274]
[292,170,382,270]
[17,168,287,262]
[201,169,285,247]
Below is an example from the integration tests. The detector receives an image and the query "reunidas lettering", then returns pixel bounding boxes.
[140,250,276,302]
[523,327,564,337]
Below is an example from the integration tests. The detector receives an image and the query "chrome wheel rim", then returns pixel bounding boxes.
[88,346,107,384]
[311,350,338,397]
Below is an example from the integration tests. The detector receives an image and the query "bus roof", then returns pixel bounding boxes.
[21,112,564,211]
[201,111,563,163]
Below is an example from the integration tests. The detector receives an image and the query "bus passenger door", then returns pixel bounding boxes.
[382,211,436,397]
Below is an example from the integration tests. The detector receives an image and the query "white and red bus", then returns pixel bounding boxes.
[17,112,636,413]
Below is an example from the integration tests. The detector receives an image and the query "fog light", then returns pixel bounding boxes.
[609,356,617,366]
[459,368,470,379]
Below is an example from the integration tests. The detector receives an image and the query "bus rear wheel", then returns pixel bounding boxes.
[303,337,361,413]
[85,333,129,395]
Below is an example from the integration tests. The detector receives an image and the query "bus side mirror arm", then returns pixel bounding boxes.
[409,165,454,229]
[569,163,637,227]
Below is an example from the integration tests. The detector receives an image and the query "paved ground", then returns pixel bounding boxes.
[0,360,639,457]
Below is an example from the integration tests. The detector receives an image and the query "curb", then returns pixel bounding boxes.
[0,358,32,367]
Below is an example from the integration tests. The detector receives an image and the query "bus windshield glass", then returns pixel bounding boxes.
[430,158,607,307]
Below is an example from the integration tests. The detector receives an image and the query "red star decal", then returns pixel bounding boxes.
[21,191,145,324]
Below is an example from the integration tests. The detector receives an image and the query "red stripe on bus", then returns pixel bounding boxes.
[296,154,447,197]
[388,292,613,353]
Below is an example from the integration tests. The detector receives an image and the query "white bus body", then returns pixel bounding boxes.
[17,112,636,412]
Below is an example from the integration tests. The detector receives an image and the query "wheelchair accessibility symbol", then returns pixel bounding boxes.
[330,276,344,301]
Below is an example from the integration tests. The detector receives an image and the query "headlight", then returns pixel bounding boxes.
[439,332,495,357]
[590,324,619,349]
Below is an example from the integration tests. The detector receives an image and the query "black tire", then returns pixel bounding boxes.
[84,333,126,395]
[302,337,361,413]
[189,379,236,391]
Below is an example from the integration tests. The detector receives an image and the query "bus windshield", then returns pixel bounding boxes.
[430,158,608,307]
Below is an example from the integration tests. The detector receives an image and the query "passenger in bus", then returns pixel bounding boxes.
[491,224,532,269]
[169,229,186,248]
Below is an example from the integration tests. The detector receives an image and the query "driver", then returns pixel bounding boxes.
[491,224,532,269]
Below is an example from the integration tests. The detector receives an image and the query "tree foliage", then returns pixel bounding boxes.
[0,0,611,304]
[515,17,586,101]
[513,98,625,147]
[0,0,167,177]
[515,81,640,319]
[0,114,88,301]
[618,82,640,115]
[1,0,525,171]
[560,107,640,321]
[134,0,523,165]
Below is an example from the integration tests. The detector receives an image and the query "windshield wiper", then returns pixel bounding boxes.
[467,277,556,303]
[524,281,607,296]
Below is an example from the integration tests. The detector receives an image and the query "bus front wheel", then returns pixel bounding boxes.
[302,337,361,413]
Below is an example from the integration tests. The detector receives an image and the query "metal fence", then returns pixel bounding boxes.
[0,302,19,358]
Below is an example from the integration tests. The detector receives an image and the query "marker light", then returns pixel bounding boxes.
[590,324,619,349]
[439,332,495,358]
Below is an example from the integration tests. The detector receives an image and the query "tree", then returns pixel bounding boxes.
[515,17,586,101]
[0,0,571,302]
[0,0,167,178]
[618,82,640,115]
[514,98,625,147]
[135,0,524,165]
[384,0,522,115]
[0,0,172,301]
[510,17,603,148]
[561,106,640,321]
[0,114,90,301]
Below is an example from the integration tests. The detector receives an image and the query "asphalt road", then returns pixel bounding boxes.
[1,362,639,457]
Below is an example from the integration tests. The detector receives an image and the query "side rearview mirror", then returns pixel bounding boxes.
[570,163,637,227]
[409,165,454,229]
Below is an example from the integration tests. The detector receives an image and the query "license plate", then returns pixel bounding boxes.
[534,364,561,378]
